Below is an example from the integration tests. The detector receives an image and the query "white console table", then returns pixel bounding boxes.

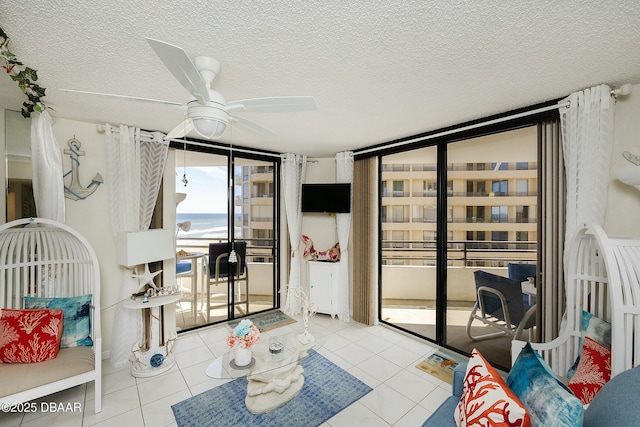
[308,261,342,317]
[123,292,182,377]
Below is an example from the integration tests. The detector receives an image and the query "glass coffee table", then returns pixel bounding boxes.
[205,330,325,413]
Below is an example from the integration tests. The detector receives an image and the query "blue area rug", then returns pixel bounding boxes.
[172,350,372,427]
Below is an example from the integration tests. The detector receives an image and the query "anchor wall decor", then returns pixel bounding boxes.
[63,137,104,200]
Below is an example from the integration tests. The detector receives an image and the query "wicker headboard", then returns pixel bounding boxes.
[0,218,101,344]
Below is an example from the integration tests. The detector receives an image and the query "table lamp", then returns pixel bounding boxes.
[117,229,174,292]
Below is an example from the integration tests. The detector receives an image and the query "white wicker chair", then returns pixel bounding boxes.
[0,218,102,413]
[513,223,640,379]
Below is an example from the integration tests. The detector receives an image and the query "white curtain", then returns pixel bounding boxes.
[30,110,65,222]
[559,84,615,261]
[107,124,168,368]
[335,151,353,322]
[281,153,307,315]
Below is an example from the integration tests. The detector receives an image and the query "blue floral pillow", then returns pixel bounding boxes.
[507,342,583,427]
[24,294,93,348]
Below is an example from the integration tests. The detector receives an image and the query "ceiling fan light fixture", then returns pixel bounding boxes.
[192,118,226,139]
[187,99,228,139]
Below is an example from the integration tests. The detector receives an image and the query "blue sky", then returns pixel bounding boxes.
[175,166,228,214]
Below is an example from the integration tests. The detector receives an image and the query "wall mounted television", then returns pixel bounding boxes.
[301,183,351,213]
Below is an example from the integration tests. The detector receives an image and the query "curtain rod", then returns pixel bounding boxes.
[353,101,570,156]
[167,137,282,159]
[98,124,282,158]
[354,83,631,157]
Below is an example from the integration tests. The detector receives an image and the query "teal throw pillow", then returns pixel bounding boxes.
[24,294,93,348]
[507,342,583,427]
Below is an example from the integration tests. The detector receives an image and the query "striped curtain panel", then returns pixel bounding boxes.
[539,119,566,341]
[352,157,377,325]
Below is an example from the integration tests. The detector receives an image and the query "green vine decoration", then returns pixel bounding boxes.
[0,27,46,117]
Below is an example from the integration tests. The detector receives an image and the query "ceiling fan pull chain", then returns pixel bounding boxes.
[182,137,188,186]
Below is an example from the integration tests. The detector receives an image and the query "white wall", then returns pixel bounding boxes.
[49,119,119,356]
[298,158,340,294]
[604,85,640,238]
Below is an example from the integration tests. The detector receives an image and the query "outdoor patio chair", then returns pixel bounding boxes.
[204,241,249,321]
[466,270,536,341]
[508,263,537,305]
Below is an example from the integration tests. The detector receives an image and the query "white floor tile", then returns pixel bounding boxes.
[360,383,416,425]
[174,345,214,369]
[0,411,24,427]
[419,386,452,413]
[82,385,140,426]
[88,408,144,427]
[346,365,383,389]
[141,389,191,427]
[101,368,137,395]
[378,344,425,369]
[394,405,433,427]
[137,371,188,406]
[8,317,457,426]
[385,368,439,403]
[355,333,394,354]
[172,332,205,354]
[358,354,403,383]
[333,342,376,366]
[325,401,389,427]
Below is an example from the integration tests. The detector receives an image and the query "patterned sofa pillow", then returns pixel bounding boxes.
[567,311,611,379]
[0,308,64,363]
[24,294,93,348]
[507,342,584,427]
[568,337,611,404]
[455,348,530,427]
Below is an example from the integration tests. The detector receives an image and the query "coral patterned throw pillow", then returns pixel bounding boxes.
[455,349,531,427]
[0,308,64,363]
[568,337,612,404]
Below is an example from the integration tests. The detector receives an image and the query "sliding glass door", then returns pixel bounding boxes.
[174,148,278,331]
[379,126,539,369]
[380,146,438,341]
[445,127,538,369]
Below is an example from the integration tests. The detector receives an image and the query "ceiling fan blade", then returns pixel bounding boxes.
[59,88,184,107]
[165,119,194,140]
[146,38,211,104]
[226,96,316,113]
[229,115,277,139]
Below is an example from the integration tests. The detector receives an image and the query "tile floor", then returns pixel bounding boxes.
[0,314,460,427]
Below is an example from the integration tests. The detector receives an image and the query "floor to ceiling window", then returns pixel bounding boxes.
[173,145,279,332]
[379,125,539,369]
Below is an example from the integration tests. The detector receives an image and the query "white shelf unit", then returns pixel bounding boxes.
[308,261,342,317]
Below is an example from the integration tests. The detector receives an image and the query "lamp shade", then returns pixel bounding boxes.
[193,118,226,139]
[116,229,174,267]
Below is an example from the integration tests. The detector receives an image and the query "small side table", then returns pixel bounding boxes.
[177,252,206,317]
[123,292,183,377]
[521,281,537,305]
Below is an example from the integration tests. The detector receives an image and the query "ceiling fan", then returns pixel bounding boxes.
[60,38,316,140]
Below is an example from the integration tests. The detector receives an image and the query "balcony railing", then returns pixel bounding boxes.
[382,191,410,197]
[452,217,536,224]
[381,217,411,223]
[381,239,536,267]
[383,217,535,224]
[382,162,539,173]
[176,237,275,263]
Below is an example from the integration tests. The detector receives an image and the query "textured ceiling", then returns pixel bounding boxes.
[1,1,639,157]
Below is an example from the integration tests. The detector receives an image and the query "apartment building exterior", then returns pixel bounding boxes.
[381,130,538,268]
[235,164,275,263]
